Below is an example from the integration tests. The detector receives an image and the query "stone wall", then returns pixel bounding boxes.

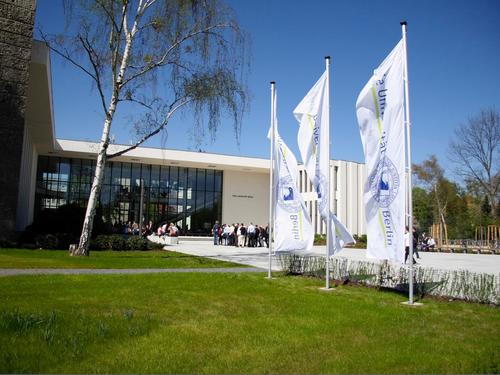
[0,0,36,239]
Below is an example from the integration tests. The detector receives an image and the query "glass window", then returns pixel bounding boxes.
[80,159,94,184]
[159,165,169,185]
[103,162,113,185]
[112,162,121,185]
[142,164,151,188]
[58,158,70,182]
[37,156,48,182]
[196,169,206,191]
[34,157,222,236]
[45,157,59,182]
[206,170,214,192]
[121,163,131,187]
[131,163,141,187]
[151,165,160,188]
[214,171,222,192]
[100,185,111,206]
[187,169,197,189]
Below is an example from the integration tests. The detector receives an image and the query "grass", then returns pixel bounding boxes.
[0,272,498,373]
[0,248,244,269]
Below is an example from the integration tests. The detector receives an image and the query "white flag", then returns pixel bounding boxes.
[294,71,355,255]
[356,40,405,264]
[269,91,314,253]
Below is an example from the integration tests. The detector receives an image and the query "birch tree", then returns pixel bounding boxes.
[41,0,249,255]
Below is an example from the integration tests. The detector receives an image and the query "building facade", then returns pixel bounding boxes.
[9,38,367,237]
[0,0,37,239]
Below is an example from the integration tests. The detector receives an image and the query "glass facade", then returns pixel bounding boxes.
[35,156,223,235]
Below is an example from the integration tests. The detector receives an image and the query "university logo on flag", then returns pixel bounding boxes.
[269,90,314,253]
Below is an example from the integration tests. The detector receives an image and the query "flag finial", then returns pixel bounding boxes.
[270,81,275,85]
[400,21,407,26]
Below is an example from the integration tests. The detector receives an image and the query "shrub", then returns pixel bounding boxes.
[127,236,148,251]
[314,234,326,245]
[92,235,127,251]
[35,234,58,249]
[91,235,158,251]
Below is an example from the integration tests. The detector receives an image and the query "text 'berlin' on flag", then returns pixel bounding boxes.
[269,90,314,253]
[356,40,405,263]
[294,71,354,255]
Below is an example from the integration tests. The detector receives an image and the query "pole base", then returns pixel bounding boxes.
[319,287,336,292]
[265,276,274,280]
[400,301,423,307]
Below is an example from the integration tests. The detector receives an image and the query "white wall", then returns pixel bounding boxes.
[222,170,269,226]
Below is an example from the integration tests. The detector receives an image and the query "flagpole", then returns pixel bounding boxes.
[401,21,415,304]
[268,81,276,279]
[325,56,331,289]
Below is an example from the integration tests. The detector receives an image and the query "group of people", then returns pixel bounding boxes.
[404,228,437,264]
[212,221,269,248]
[419,234,436,251]
[157,222,179,237]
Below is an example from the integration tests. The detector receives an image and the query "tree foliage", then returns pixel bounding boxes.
[40,0,250,255]
[449,108,500,219]
[413,155,450,240]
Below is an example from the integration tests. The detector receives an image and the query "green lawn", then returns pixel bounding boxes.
[0,272,498,373]
[0,248,243,269]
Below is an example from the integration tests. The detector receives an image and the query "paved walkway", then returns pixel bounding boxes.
[167,240,500,275]
[2,241,499,277]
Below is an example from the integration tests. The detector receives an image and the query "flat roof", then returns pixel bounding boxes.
[29,40,363,172]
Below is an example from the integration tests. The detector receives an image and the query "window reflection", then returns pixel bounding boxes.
[35,156,223,235]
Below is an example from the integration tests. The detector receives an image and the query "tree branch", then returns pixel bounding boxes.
[79,35,108,114]
[121,22,232,87]
[107,98,192,159]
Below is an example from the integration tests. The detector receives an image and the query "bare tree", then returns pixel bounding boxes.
[449,108,499,219]
[413,156,449,244]
[40,0,249,255]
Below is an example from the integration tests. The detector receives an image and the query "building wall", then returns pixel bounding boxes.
[298,160,366,236]
[0,0,36,237]
[222,171,269,226]
[16,124,37,231]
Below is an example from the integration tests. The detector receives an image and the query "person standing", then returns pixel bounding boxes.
[238,223,246,247]
[404,227,417,265]
[247,222,255,247]
[213,221,220,245]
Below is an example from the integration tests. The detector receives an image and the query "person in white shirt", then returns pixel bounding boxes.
[427,236,436,250]
[223,224,231,245]
[404,227,417,264]
[247,223,256,247]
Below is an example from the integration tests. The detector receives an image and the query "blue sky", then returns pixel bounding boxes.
[35,0,500,178]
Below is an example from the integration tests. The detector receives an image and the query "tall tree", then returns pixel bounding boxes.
[449,108,500,219]
[413,156,450,244]
[41,0,249,255]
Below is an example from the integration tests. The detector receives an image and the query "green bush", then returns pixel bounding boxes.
[127,236,149,251]
[314,234,326,245]
[33,233,78,250]
[92,235,127,251]
[35,234,58,249]
[91,235,156,251]
[351,234,367,248]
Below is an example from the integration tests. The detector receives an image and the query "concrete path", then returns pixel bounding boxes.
[167,240,500,275]
[0,267,264,277]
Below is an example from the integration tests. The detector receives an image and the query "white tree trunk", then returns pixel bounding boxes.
[73,6,141,256]
[74,136,109,256]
